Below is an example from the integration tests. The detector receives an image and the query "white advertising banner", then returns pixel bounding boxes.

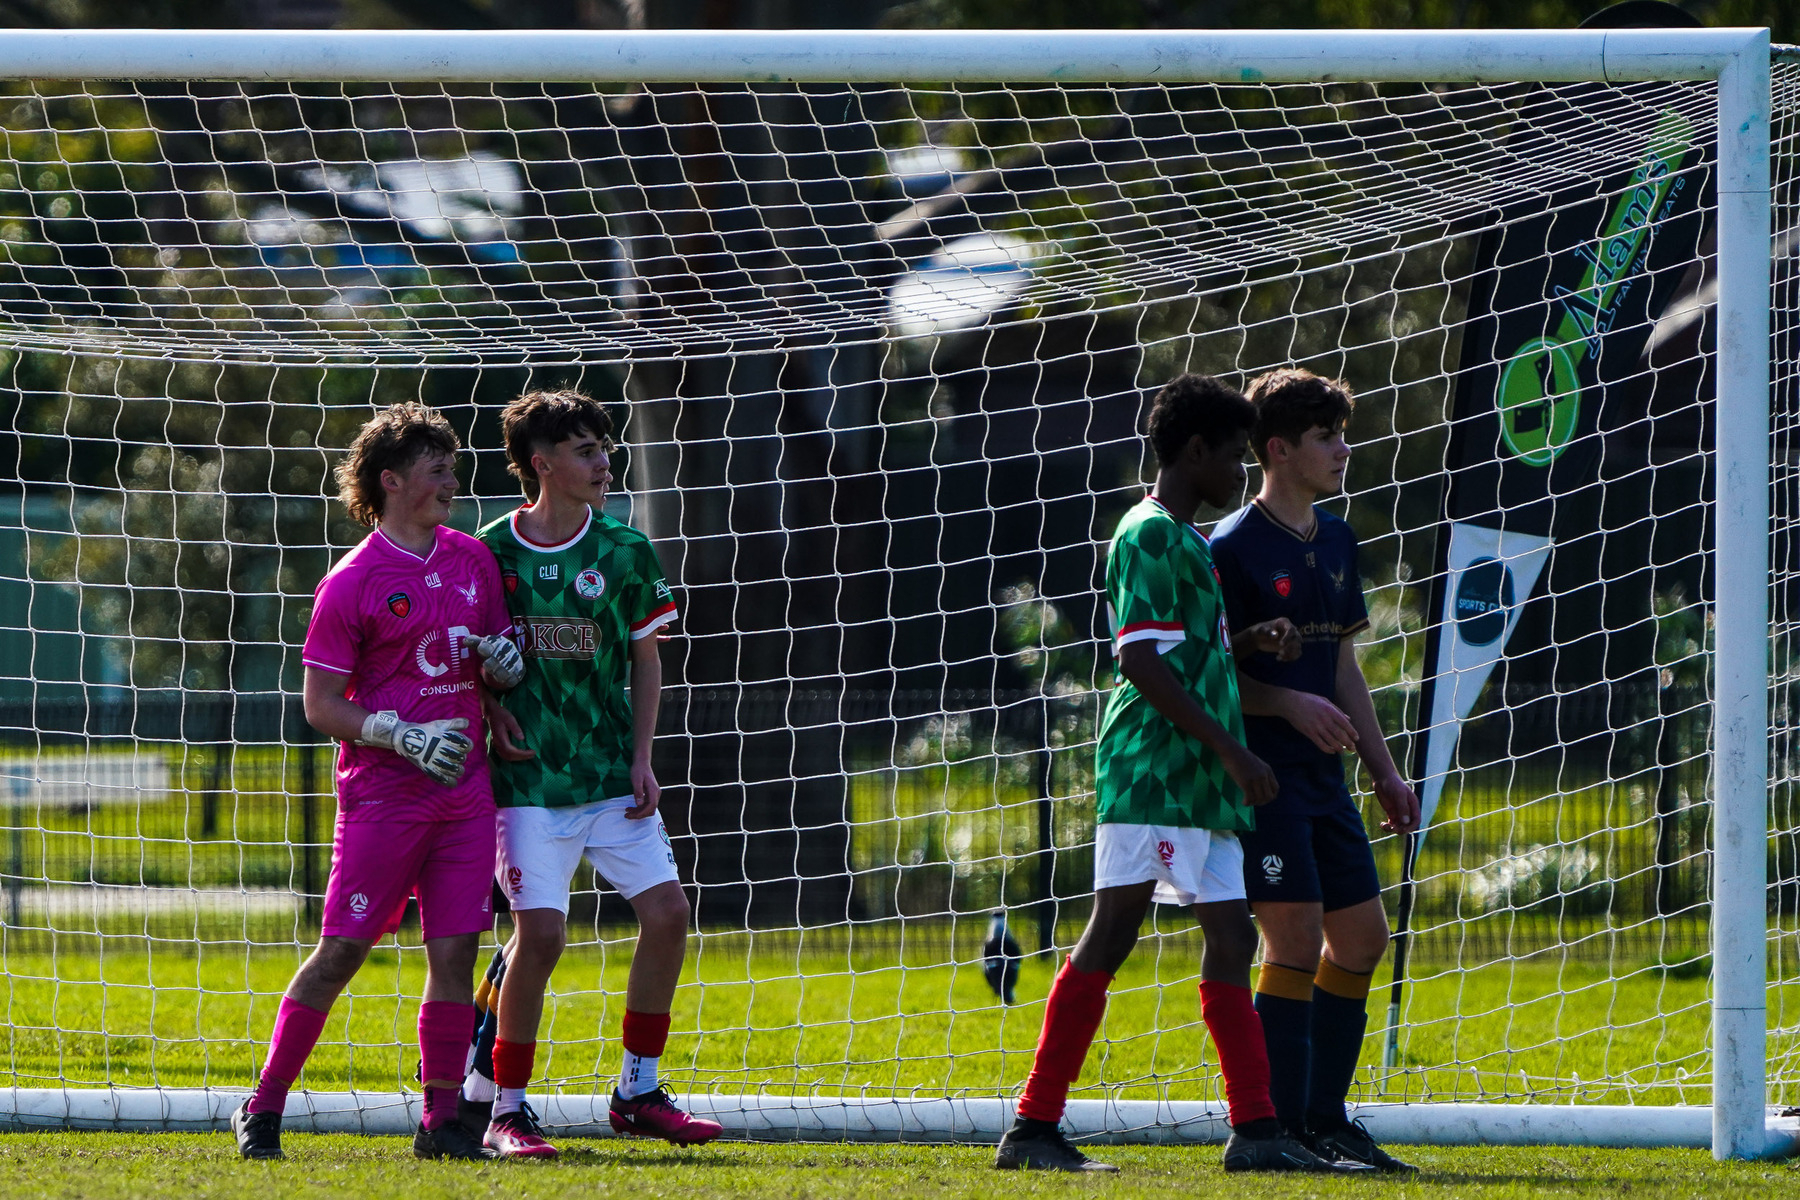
[1415,521,1553,834]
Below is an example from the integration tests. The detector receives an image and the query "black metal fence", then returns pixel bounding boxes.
[0,682,1725,962]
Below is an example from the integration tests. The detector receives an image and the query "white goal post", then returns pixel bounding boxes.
[0,26,1785,1162]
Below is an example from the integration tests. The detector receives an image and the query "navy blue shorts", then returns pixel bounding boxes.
[1240,780,1381,911]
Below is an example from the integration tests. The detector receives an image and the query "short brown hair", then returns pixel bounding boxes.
[333,402,461,526]
[500,389,615,499]
[1246,368,1355,466]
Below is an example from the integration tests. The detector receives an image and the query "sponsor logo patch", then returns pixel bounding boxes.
[574,568,605,599]
[1455,556,1515,647]
[425,572,442,589]
[502,569,519,596]
[1271,570,1292,598]
[519,617,600,660]
[388,592,411,618]
[414,624,471,679]
[538,564,559,581]
[415,629,448,678]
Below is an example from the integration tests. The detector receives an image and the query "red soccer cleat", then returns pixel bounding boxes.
[608,1087,723,1145]
[483,1104,559,1159]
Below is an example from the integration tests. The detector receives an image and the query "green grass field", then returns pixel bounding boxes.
[2,929,1771,1108]
[0,1136,1797,1200]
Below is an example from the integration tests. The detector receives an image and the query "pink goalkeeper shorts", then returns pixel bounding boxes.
[320,810,496,942]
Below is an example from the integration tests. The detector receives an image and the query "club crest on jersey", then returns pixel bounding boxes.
[502,569,520,596]
[574,568,606,599]
[387,592,411,618]
[455,579,478,606]
[1272,570,1293,598]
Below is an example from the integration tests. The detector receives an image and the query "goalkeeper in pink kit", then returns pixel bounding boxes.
[232,403,524,1161]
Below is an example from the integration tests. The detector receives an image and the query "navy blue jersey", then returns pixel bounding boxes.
[1211,500,1371,782]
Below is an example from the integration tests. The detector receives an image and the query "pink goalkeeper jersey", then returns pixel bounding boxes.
[302,525,511,822]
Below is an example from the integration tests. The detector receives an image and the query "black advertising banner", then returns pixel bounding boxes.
[1443,107,1713,537]
[1412,100,1714,834]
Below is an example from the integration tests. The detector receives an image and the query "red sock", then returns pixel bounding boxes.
[248,997,330,1115]
[491,1037,535,1091]
[1016,960,1112,1123]
[621,1009,671,1059]
[418,1001,476,1130]
[1199,980,1277,1127]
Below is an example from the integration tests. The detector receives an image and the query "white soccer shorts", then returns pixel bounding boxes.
[495,796,680,912]
[1092,822,1247,906]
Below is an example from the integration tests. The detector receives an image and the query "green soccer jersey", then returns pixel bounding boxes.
[1095,495,1253,831]
[478,507,677,809]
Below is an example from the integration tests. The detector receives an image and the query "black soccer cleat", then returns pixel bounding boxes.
[1222,1125,1372,1173]
[993,1117,1118,1172]
[458,1094,494,1140]
[1311,1118,1419,1173]
[413,1119,497,1161]
[231,1101,284,1161]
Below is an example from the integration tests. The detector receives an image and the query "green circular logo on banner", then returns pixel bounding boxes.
[1496,337,1582,467]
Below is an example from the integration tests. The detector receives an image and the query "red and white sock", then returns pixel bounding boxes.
[491,1037,535,1118]
[619,1009,671,1099]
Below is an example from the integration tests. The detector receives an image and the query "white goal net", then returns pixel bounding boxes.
[0,28,1786,1156]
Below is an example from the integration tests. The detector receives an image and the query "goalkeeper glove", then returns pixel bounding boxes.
[359,710,473,786]
[464,633,525,690]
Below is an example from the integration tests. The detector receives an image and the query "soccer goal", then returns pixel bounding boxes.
[0,26,1788,1160]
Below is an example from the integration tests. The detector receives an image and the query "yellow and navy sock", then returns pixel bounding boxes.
[1306,958,1373,1131]
[1252,961,1315,1131]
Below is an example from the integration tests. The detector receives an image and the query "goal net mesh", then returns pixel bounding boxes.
[0,63,1787,1125]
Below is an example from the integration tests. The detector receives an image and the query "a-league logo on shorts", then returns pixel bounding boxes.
[507,866,523,894]
[1156,839,1175,866]
[1271,570,1292,598]
[1262,855,1284,885]
[350,892,369,917]
[574,568,605,599]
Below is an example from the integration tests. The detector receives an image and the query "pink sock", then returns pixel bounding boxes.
[248,997,330,1115]
[418,1001,476,1130]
